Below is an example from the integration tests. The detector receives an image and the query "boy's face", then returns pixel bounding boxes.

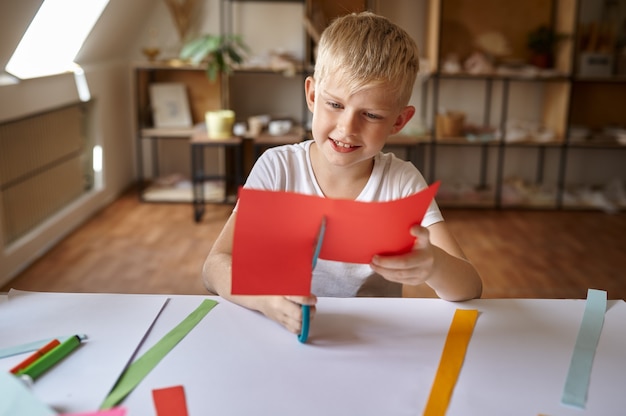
[305,75,414,171]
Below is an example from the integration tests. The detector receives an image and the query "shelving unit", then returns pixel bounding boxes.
[133,62,236,203]
[561,0,626,211]
[133,0,625,212]
[421,0,626,211]
[134,1,311,208]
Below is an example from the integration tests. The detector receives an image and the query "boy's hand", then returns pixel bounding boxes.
[258,295,317,334]
[369,225,435,286]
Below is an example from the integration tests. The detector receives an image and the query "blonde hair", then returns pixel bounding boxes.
[314,12,419,107]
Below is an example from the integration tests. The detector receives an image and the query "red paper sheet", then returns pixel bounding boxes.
[232,181,440,296]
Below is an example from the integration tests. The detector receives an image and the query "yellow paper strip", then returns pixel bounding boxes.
[423,308,479,416]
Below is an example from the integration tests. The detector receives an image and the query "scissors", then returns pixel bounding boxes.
[298,216,326,343]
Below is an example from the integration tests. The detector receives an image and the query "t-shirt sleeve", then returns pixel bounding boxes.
[390,157,443,228]
[232,150,277,212]
[243,150,280,191]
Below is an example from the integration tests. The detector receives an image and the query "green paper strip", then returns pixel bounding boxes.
[100,299,218,409]
[561,289,607,409]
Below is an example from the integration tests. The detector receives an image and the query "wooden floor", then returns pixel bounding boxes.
[3,188,626,300]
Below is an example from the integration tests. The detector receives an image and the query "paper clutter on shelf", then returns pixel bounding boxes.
[268,119,292,136]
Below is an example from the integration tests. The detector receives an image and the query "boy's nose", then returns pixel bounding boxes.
[337,111,358,137]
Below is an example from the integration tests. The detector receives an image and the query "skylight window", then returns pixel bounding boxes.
[6,0,110,79]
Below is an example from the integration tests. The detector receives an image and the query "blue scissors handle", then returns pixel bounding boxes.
[298,217,326,343]
[298,305,310,343]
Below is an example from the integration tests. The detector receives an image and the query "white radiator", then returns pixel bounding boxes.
[0,103,92,246]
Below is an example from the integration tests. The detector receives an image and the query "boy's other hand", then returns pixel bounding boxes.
[369,225,436,286]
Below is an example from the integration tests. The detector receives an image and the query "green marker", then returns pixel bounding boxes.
[17,335,83,381]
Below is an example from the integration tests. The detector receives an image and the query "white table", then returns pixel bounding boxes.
[2,291,625,415]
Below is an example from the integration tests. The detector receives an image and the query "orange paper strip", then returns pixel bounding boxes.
[423,309,479,416]
[153,385,188,416]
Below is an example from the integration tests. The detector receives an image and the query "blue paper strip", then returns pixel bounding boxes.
[0,371,56,416]
[561,288,607,409]
[0,334,87,359]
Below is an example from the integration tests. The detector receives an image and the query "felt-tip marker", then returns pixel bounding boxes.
[10,338,61,374]
[17,335,83,382]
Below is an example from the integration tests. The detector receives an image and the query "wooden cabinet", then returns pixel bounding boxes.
[421,0,625,210]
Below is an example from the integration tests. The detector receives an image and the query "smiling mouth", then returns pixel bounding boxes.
[331,139,358,149]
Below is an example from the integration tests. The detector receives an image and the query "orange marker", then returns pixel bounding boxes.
[10,339,61,374]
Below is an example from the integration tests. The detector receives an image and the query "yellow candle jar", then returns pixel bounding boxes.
[205,110,235,139]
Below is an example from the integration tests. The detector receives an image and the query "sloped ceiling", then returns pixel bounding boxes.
[0,0,156,76]
[0,0,42,74]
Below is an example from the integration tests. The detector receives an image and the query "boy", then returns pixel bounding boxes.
[202,12,482,334]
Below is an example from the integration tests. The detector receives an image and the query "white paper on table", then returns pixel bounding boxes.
[123,296,626,416]
[125,297,464,415]
[3,294,625,415]
[0,290,168,413]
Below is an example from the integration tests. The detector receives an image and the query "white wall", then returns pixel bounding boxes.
[0,0,154,285]
[0,61,137,285]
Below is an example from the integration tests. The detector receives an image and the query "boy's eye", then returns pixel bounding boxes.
[365,112,382,120]
[326,101,342,109]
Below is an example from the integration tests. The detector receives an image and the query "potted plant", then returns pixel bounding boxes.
[527,25,558,68]
[179,34,248,82]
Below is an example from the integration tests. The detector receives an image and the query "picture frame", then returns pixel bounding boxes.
[149,83,193,128]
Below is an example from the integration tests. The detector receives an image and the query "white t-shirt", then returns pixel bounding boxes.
[242,140,443,297]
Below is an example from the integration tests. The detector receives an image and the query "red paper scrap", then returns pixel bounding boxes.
[152,385,189,416]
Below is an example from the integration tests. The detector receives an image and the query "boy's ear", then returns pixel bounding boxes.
[391,106,416,135]
[304,76,316,112]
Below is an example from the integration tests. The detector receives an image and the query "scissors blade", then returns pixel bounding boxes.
[312,216,326,269]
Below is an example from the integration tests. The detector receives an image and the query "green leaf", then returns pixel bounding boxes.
[207,65,218,82]
[180,35,221,64]
[215,52,226,72]
[226,46,243,64]
[179,33,249,80]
